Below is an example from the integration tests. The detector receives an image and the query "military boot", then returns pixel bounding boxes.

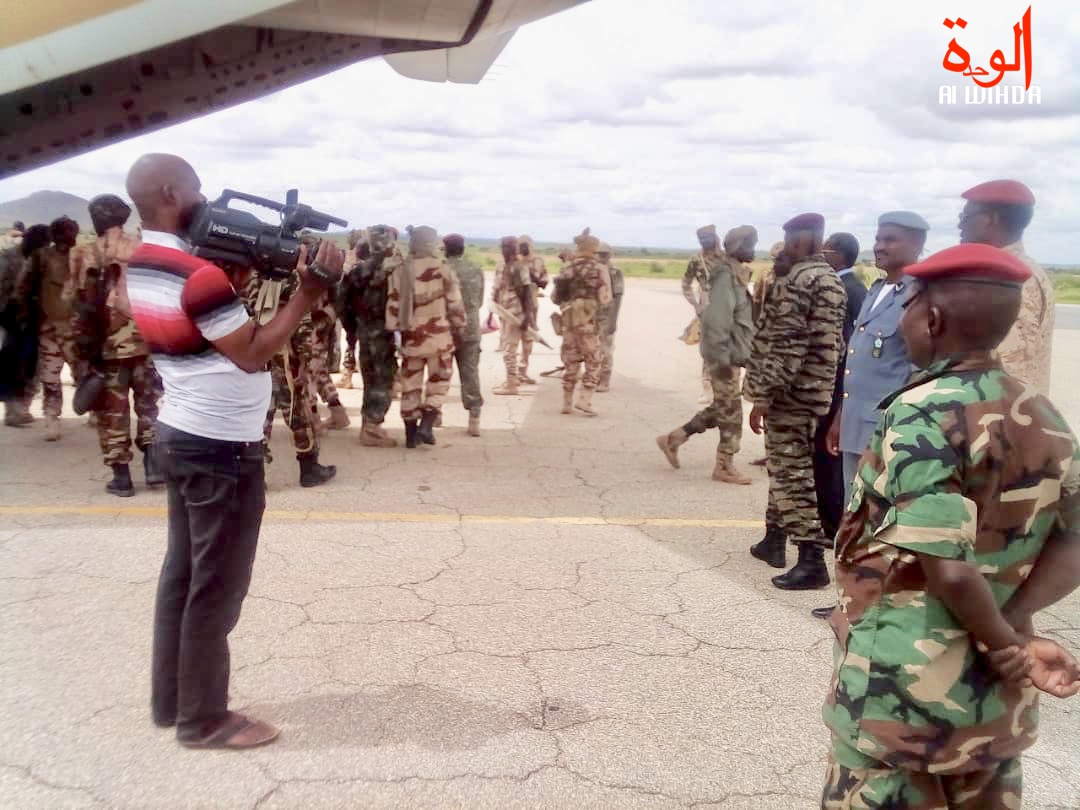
[44,414,61,441]
[106,463,135,497]
[749,528,786,568]
[434,412,443,428]
[518,367,537,385]
[595,377,611,393]
[493,378,519,396]
[359,418,398,447]
[404,419,419,449]
[711,452,752,485]
[4,402,32,427]
[574,387,597,417]
[339,370,354,389]
[560,389,574,414]
[656,428,689,469]
[327,403,351,430]
[299,453,336,488]
[771,543,830,590]
[143,446,165,488]
[417,410,438,446]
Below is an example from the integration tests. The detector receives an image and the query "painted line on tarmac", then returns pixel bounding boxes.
[0,504,762,529]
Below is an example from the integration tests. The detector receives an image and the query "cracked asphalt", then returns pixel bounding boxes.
[1,279,1078,809]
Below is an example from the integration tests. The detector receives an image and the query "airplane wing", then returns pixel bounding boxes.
[0,0,586,178]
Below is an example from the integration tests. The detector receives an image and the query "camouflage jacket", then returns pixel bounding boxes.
[743,256,845,415]
[70,230,147,361]
[599,264,625,333]
[521,254,550,289]
[682,252,729,312]
[492,257,533,320]
[824,355,1080,773]
[0,247,31,330]
[553,256,613,331]
[995,241,1054,397]
[38,246,74,327]
[244,271,313,359]
[385,256,466,357]
[346,249,398,335]
[446,256,484,341]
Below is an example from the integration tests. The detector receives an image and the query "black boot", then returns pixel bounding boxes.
[143,446,164,488]
[772,543,831,590]
[106,463,135,497]
[811,606,836,620]
[404,419,419,449]
[416,410,437,445]
[749,528,786,568]
[299,453,337,488]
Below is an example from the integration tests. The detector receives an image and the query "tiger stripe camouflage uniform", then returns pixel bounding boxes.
[744,254,845,548]
[70,229,160,467]
[446,252,484,414]
[384,229,466,423]
[822,357,1080,809]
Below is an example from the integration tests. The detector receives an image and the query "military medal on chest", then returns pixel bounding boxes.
[872,336,884,359]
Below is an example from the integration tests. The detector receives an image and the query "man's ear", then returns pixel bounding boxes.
[927,303,945,339]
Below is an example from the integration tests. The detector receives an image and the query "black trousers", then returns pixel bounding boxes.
[812,410,844,545]
[151,423,265,738]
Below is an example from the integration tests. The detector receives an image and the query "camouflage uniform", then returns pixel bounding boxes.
[446,254,485,413]
[70,230,160,466]
[339,239,364,382]
[822,357,1080,808]
[384,233,466,422]
[744,255,845,548]
[306,288,339,411]
[35,245,78,418]
[597,262,624,389]
[347,247,399,426]
[996,241,1055,396]
[518,247,549,378]
[492,255,534,385]
[246,273,318,460]
[553,253,612,396]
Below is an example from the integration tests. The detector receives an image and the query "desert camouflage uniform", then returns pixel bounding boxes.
[246,273,318,460]
[385,252,466,420]
[821,356,1080,808]
[519,253,549,375]
[996,241,1055,396]
[492,256,534,382]
[554,255,612,393]
[347,249,399,425]
[70,230,160,466]
[34,246,78,417]
[744,255,845,549]
[306,288,339,415]
[447,255,485,412]
[597,262,624,388]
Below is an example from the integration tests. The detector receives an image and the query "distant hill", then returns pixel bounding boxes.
[0,190,97,232]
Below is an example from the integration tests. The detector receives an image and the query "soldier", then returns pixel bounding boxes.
[552,228,612,416]
[385,226,465,448]
[822,243,1080,809]
[338,229,366,389]
[517,235,549,384]
[70,195,162,497]
[959,179,1054,395]
[0,221,24,252]
[444,233,484,437]
[744,213,845,590]
[345,224,399,447]
[27,217,81,440]
[683,225,722,405]
[595,242,624,393]
[490,236,535,395]
[1,225,49,426]
[656,226,757,484]
[306,285,349,431]
[751,241,784,326]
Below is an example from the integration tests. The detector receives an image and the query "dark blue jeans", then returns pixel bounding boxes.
[151,423,265,739]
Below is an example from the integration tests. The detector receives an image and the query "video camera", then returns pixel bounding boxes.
[187,189,348,282]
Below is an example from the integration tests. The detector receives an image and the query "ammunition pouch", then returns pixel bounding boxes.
[563,299,598,330]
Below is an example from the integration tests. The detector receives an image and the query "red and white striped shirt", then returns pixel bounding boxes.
[127,231,270,441]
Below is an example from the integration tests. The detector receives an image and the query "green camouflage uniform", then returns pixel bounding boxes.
[347,250,399,425]
[246,272,318,461]
[446,255,485,413]
[597,263,624,388]
[822,356,1080,809]
[744,255,845,548]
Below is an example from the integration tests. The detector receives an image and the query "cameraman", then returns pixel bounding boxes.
[124,154,343,749]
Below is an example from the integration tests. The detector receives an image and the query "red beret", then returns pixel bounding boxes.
[782,213,825,232]
[443,233,465,249]
[961,179,1035,207]
[906,244,1031,285]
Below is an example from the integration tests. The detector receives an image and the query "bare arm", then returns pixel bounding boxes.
[1003,532,1080,631]
[921,555,1026,651]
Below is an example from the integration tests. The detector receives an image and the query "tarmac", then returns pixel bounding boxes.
[1,279,1077,809]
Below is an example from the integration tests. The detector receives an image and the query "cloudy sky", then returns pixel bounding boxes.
[1,0,1078,261]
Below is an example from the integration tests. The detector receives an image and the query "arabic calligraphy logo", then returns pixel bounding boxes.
[942,6,1032,89]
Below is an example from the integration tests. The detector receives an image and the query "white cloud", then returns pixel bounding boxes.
[0,0,1077,261]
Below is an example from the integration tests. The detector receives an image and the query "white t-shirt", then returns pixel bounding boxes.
[871,283,898,312]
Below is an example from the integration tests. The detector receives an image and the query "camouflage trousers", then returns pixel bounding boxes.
[764,410,827,547]
[502,325,533,380]
[265,348,317,459]
[97,356,160,466]
[684,363,742,455]
[561,322,602,392]
[599,330,615,386]
[37,320,77,418]
[400,351,453,421]
[455,338,483,413]
[307,324,339,407]
[822,752,1021,809]
[343,329,358,373]
[358,329,397,424]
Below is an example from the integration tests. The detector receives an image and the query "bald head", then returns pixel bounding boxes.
[125,153,205,235]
